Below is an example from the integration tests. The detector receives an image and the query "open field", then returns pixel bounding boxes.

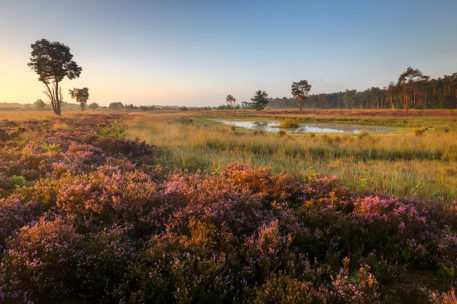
[0,111,456,303]
[127,109,457,204]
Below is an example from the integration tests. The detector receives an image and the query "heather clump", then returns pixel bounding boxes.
[242,220,296,284]
[0,196,44,253]
[220,163,303,205]
[253,275,325,304]
[0,217,85,303]
[77,224,135,302]
[55,168,157,220]
[329,260,380,303]
[118,220,236,303]
[163,171,274,237]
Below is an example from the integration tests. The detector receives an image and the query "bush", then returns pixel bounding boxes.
[414,128,427,136]
[119,220,235,303]
[254,276,323,304]
[279,120,299,128]
[0,218,85,303]
[93,120,127,140]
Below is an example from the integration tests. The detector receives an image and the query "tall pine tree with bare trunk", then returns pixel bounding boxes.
[28,39,82,115]
[397,67,427,111]
[291,80,311,110]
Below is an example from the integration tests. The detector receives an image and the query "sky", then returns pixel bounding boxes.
[0,0,456,107]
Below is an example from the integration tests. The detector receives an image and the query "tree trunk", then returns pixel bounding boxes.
[424,91,427,109]
[53,80,61,115]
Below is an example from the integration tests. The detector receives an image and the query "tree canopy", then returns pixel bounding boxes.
[291,80,311,110]
[88,103,99,111]
[109,102,124,110]
[28,39,82,115]
[69,88,89,111]
[34,99,46,110]
[226,95,236,108]
[251,90,269,110]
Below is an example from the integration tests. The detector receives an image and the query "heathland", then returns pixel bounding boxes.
[0,110,456,303]
[128,109,457,204]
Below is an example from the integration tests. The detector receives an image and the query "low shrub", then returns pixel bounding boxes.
[279,120,299,128]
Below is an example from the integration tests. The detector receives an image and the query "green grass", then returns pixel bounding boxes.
[127,111,457,203]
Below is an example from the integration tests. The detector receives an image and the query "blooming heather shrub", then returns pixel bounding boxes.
[429,288,457,304]
[77,224,135,302]
[301,174,353,204]
[0,217,85,303]
[56,141,107,173]
[119,220,236,304]
[0,115,457,303]
[55,168,159,232]
[243,220,295,283]
[353,196,427,225]
[163,172,275,237]
[220,164,302,204]
[0,196,44,254]
[329,260,380,303]
[437,232,457,271]
[253,275,324,304]
[93,136,155,160]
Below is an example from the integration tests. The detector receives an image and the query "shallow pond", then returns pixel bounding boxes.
[212,120,397,134]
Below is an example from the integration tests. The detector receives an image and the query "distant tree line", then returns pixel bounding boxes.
[268,68,457,109]
[108,102,158,111]
[221,90,270,110]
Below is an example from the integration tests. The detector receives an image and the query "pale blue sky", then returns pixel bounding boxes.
[1,0,456,106]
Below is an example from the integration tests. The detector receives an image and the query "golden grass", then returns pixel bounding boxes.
[0,111,58,121]
[1,109,454,202]
[127,111,457,203]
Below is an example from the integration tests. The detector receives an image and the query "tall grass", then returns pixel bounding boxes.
[127,112,457,203]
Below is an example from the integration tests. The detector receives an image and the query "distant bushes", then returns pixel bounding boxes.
[0,115,456,303]
[414,127,428,136]
[278,120,299,128]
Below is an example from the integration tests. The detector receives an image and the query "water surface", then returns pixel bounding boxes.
[212,120,397,134]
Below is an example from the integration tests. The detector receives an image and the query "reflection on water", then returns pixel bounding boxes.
[213,120,395,134]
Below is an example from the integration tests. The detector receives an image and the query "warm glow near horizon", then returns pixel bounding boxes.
[1,0,457,107]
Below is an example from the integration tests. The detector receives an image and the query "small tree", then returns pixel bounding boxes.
[226,94,236,108]
[109,102,124,110]
[69,88,89,111]
[291,80,311,110]
[34,99,46,110]
[251,90,269,110]
[28,39,82,115]
[88,103,99,111]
